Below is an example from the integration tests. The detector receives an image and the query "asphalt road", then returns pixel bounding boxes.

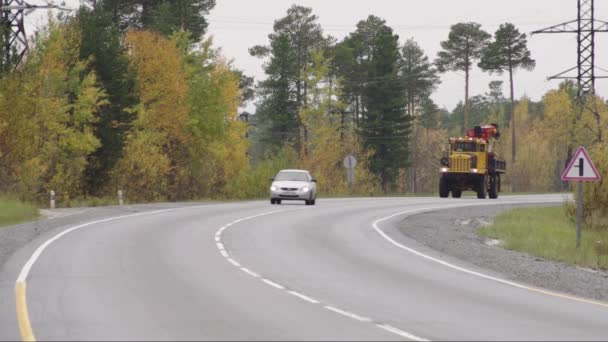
[1,195,607,340]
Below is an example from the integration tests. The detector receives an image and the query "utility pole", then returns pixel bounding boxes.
[533,0,607,248]
[532,0,608,99]
[1,1,72,71]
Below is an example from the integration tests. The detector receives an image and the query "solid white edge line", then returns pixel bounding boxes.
[227,258,240,267]
[287,290,320,304]
[240,267,260,278]
[376,324,429,342]
[220,250,229,258]
[262,278,286,290]
[16,207,193,283]
[324,306,371,322]
[372,201,608,309]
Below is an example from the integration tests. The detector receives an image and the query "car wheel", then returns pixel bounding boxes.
[276,199,282,205]
[311,199,316,205]
[270,199,275,204]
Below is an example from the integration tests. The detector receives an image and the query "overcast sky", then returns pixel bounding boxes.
[29,0,608,112]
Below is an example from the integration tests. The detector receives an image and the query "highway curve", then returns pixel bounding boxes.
[1,195,607,340]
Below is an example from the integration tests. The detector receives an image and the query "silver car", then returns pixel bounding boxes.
[270,169,317,205]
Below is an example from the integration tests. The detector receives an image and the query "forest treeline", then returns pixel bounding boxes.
[0,2,606,227]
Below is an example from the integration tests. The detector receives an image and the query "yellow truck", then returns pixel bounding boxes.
[439,124,506,199]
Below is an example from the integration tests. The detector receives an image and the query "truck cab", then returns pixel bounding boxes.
[439,124,506,199]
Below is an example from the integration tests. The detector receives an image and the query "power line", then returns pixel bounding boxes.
[532,0,608,99]
[1,0,73,70]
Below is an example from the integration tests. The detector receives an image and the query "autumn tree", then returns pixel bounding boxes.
[435,22,490,134]
[479,23,535,169]
[296,51,380,195]
[77,7,138,194]
[179,34,249,198]
[112,30,190,201]
[0,20,105,202]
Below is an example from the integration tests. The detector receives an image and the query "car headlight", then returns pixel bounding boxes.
[270,186,278,191]
[301,186,310,192]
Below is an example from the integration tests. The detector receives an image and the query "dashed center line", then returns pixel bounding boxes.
[214,208,429,341]
[240,267,260,278]
[262,278,286,290]
[287,290,320,304]
[377,323,430,341]
[324,306,372,323]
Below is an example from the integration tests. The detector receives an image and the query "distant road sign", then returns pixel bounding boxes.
[343,155,357,169]
[561,146,601,181]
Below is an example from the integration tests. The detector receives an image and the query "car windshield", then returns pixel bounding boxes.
[275,172,309,182]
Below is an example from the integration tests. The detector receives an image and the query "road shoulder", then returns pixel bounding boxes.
[398,203,608,302]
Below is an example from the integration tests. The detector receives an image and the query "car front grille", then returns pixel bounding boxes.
[280,187,299,191]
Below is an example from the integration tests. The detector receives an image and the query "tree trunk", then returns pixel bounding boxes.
[464,68,470,135]
[509,66,515,167]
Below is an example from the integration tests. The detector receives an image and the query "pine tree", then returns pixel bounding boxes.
[348,16,409,191]
[250,5,328,149]
[479,23,535,167]
[435,22,490,134]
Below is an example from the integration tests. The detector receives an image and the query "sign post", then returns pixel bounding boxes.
[343,155,357,188]
[561,146,601,249]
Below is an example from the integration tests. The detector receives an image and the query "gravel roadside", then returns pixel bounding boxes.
[398,202,608,302]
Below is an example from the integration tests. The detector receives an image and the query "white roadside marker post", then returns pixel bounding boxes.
[49,190,55,209]
[118,189,124,206]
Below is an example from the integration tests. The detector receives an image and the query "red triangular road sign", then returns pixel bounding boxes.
[561,146,601,181]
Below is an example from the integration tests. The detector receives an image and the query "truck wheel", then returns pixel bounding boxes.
[439,176,449,198]
[477,175,487,199]
[452,189,462,198]
[489,175,498,199]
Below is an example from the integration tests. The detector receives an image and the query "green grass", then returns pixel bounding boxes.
[0,198,40,227]
[479,206,608,270]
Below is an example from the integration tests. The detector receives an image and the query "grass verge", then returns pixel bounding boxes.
[479,206,608,270]
[0,198,39,227]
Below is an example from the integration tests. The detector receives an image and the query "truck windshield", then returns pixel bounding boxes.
[453,142,477,152]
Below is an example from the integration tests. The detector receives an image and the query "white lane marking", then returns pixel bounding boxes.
[240,267,260,278]
[215,205,430,341]
[324,306,371,322]
[287,290,320,304]
[376,324,429,342]
[227,258,240,267]
[17,206,211,283]
[372,202,608,309]
[216,242,225,250]
[262,278,286,290]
